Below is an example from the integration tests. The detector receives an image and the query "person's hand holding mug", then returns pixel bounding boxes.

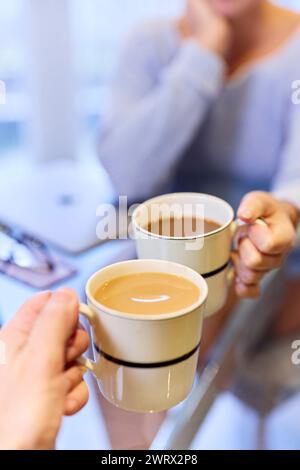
[133,192,299,316]
[233,191,299,298]
[0,289,89,450]
[179,0,232,57]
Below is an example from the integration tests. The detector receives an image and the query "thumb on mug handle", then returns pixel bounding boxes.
[230,217,267,241]
[77,303,96,373]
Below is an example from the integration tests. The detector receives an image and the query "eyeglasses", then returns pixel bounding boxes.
[0,222,55,274]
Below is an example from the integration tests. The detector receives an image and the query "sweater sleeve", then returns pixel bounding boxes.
[272,103,300,212]
[99,25,225,201]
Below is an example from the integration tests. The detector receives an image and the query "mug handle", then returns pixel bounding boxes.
[77,303,97,373]
[227,217,268,284]
[230,217,267,242]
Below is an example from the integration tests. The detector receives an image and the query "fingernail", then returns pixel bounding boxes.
[55,288,77,305]
[80,366,88,376]
[40,290,51,295]
[66,398,78,413]
[239,208,253,220]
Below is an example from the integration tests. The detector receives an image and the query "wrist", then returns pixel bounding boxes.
[193,22,231,56]
[0,431,54,450]
[0,437,28,451]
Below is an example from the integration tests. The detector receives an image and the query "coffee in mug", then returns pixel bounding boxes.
[146,216,221,238]
[133,193,235,317]
[95,272,200,315]
[78,259,208,413]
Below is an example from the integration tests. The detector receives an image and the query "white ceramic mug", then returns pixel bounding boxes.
[79,259,208,413]
[132,193,259,317]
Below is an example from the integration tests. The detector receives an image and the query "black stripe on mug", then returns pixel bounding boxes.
[202,260,230,279]
[93,342,201,369]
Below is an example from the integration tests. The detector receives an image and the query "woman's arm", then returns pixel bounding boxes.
[231,104,300,298]
[99,1,232,201]
[99,26,225,201]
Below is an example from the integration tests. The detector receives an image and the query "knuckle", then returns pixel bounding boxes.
[244,271,258,284]
[261,236,277,254]
[272,255,285,269]
[286,230,297,250]
[241,268,263,285]
[262,229,296,254]
[236,283,259,299]
[245,251,262,269]
[238,268,252,284]
[235,282,247,298]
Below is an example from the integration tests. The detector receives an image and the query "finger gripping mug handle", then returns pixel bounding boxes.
[228,217,268,285]
[227,265,235,285]
[231,217,267,240]
[78,303,96,373]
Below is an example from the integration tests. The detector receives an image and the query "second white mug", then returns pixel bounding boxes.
[133,193,236,317]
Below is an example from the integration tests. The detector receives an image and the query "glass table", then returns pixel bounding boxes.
[0,237,297,450]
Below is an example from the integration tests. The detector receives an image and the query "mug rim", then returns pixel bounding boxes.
[132,192,235,241]
[85,259,208,322]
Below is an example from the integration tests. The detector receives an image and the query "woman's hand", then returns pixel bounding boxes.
[0,289,90,450]
[232,191,299,298]
[183,0,232,56]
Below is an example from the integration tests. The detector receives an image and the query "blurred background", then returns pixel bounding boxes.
[0,0,298,166]
[0,0,186,254]
[0,0,183,164]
